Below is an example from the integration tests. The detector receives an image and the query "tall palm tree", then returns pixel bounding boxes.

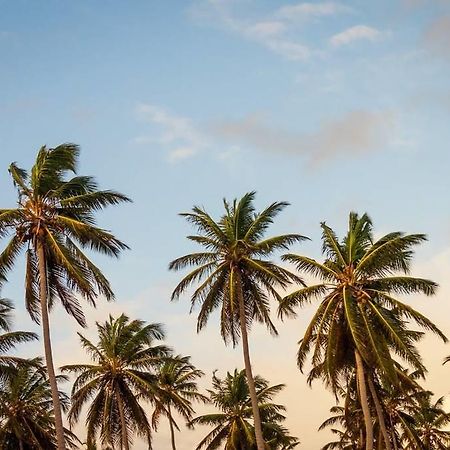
[190,369,299,450]
[0,361,79,450]
[153,355,207,450]
[61,314,171,450]
[0,297,37,377]
[169,192,306,450]
[279,212,446,450]
[0,144,130,449]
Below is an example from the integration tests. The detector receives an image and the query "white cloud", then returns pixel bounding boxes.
[189,1,350,61]
[277,2,350,20]
[135,104,208,162]
[246,20,286,39]
[210,109,396,165]
[330,25,384,47]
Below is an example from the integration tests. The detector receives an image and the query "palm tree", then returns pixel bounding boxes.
[405,394,450,449]
[169,192,306,450]
[319,405,360,450]
[153,355,207,450]
[0,361,79,450]
[190,369,299,450]
[279,212,446,450]
[0,297,38,377]
[61,314,171,450]
[0,144,130,449]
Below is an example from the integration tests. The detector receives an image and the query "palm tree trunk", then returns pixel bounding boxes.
[37,242,66,450]
[19,439,24,450]
[367,376,392,450]
[355,350,373,450]
[236,273,265,450]
[167,404,177,450]
[390,416,399,450]
[116,393,130,450]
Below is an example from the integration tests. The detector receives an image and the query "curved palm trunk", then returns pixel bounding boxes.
[37,242,66,450]
[236,274,265,450]
[355,350,373,450]
[116,393,130,450]
[367,376,392,450]
[167,404,177,450]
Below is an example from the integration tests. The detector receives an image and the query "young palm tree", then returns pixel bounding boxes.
[278,212,446,450]
[169,192,306,450]
[0,144,130,449]
[0,297,37,377]
[61,314,171,450]
[153,355,207,450]
[0,361,79,450]
[190,369,299,450]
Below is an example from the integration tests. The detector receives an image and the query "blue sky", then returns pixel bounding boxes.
[1,0,450,448]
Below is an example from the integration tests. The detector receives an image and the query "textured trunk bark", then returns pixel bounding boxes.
[367,376,392,450]
[116,393,130,450]
[168,404,177,450]
[236,272,265,450]
[355,350,373,450]
[37,242,66,450]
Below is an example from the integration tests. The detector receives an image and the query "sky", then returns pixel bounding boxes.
[1,0,450,448]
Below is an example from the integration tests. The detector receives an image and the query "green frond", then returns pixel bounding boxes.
[279,284,330,318]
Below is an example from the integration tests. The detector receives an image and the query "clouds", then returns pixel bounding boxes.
[134,103,397,166]
[189,1,384,61]
[330,25,384,47]
[135,104,209,163]
[210,109,396,165]
[276,2,348,19]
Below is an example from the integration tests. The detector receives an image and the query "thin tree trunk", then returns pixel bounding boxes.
[167,404,177,450]
[390,416,399,450]
[37,242,66,450]
[19,439,24,450]
[367,376,392,450]
[355,350,373,450]
[236,272,265,450]
[116,393,130,450]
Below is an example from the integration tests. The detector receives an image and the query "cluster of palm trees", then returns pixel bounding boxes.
[0,144,448,449]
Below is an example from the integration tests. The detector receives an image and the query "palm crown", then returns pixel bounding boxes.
[0,362,79,449]
[0,297,37,377]
[0,144,131,326]
[279,212,446,390]
[190,369,299,450]
[61,314,171,449]
[169,191,306,345]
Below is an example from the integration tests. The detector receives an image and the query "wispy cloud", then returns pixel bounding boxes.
[330,25,384,47]
[210,110,396,165]
[189,1,352,61]
[134,104,208,163]
[276,2,350,20]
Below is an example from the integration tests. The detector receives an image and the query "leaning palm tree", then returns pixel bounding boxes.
[0,144,130,449]
[0,361,79,450]
[169,192,306,450]
[190,369,299,450]
[279,212,446,450]
[0,297,37,378]
[61,314,171,450]
[153,355,207,450]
